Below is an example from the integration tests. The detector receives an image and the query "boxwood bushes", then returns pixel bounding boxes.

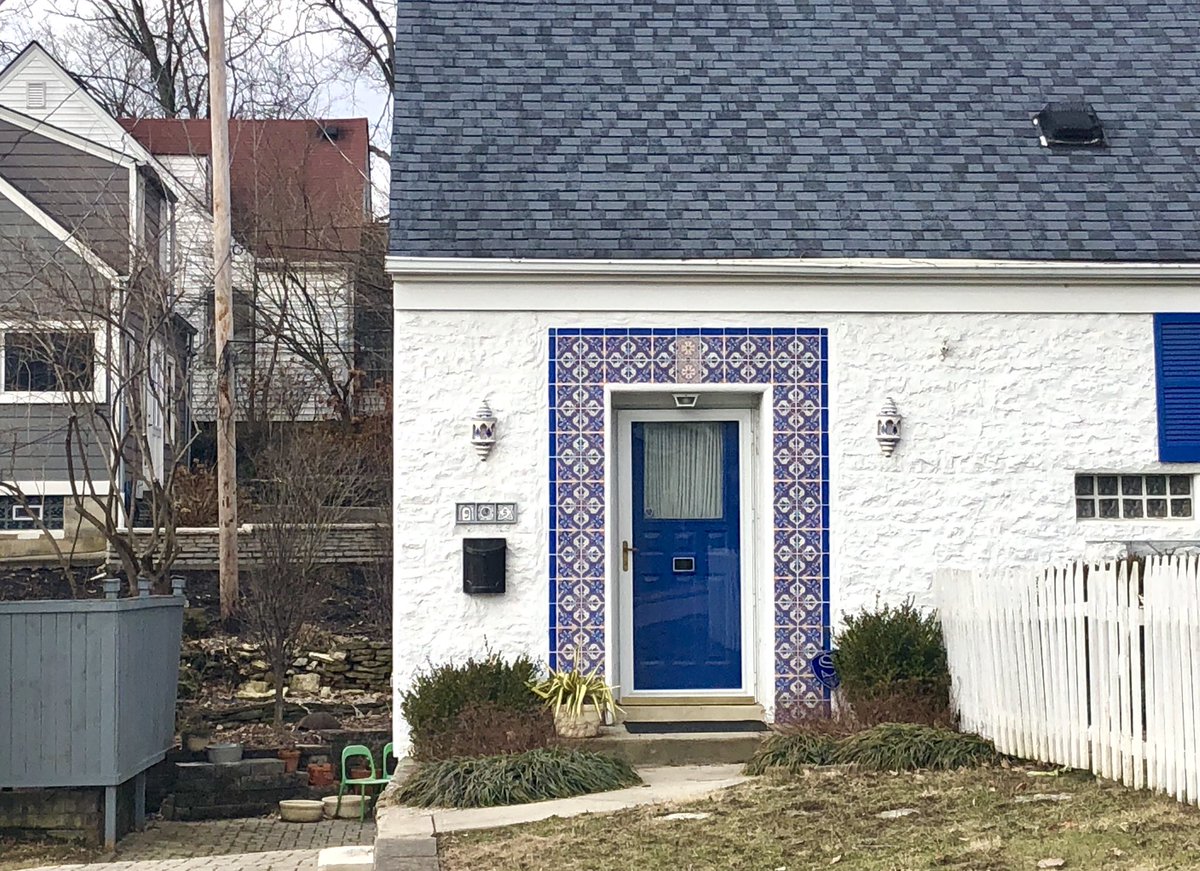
[400,653,549,761]
[832,598,951,726]
[745,600,995,777]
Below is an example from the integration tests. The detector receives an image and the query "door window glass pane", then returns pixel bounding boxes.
[643,422,723,519]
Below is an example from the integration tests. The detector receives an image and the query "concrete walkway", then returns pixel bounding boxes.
[369,764,747,870]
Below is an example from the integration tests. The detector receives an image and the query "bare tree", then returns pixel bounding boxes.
[13,0,329,119]
[303,0,394,162]
[240,429,366,727]
[307,0,393,92]
[0,0,37,57]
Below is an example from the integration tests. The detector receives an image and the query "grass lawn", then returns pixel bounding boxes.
[440,765,1200,870]
[0,836,98,871]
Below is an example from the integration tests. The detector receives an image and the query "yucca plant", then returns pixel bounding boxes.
[529,646,618,737]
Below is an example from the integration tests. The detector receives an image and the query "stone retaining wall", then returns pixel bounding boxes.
[184,635,392,701]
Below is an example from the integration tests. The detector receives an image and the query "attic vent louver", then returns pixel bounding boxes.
[1033,102,1104,147]
[25,81,46,110]
[318,124,342,142]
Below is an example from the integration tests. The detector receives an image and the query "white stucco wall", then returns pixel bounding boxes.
[391,302,1200,748]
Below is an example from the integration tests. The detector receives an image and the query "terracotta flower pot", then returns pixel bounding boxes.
[554,705,603,739]
[278,749,301,773]
[349,766,371,781]
[308,763,334,787]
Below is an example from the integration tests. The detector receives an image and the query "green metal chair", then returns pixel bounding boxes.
[336,743,395,822]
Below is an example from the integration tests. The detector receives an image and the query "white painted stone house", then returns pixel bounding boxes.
[386,1,1200,746]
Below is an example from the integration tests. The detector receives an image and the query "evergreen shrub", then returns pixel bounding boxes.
[401,654,542,760]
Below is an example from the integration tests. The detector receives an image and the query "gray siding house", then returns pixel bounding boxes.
[0,43,191,563]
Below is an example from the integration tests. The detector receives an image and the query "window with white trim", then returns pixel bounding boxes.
[1075,474,1193,520]
[0,496,65,530]
[1,331,95,392]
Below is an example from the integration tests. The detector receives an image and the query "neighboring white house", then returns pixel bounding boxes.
[386,1,1200,747]
[120,117,373,426]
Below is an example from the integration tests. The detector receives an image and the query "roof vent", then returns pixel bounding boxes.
[25,81,46,110]
[318,124,343,142]
[1033,102,1104,147]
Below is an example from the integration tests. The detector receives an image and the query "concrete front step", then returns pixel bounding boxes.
[577,727,765,766]
[619,701,766,724]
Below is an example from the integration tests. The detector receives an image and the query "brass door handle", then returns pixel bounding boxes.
[622,540,638,572]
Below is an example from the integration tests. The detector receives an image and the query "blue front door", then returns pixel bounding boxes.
[630,419,742,691]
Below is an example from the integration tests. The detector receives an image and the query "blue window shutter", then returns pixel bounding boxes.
[1155,314,1200,462]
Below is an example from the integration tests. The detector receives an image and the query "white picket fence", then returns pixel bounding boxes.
[935,555,1200,805]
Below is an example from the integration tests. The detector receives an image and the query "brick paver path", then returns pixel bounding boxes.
[26,816,375,871]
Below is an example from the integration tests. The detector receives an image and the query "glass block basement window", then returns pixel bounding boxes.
[1075,474,1193,520]
[0,495,66,530]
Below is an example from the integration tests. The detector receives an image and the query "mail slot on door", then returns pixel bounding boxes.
[672,556,696,574]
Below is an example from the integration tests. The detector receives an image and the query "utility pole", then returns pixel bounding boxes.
[209,0,239,618]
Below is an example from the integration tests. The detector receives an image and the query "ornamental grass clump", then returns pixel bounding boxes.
[398,748,642,808]
[744,731,840,775]
[832,723,999,771]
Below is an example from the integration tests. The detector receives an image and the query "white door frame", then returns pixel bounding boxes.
[614,407,757,698]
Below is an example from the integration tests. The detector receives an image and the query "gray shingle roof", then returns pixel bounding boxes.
[391,1,1200,261]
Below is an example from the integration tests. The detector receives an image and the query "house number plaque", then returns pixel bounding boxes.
[456,502,518,525]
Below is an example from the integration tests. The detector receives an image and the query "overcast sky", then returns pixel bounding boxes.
[0,0,390,121]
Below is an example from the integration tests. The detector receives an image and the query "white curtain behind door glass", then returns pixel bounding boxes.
[643,422,723,519]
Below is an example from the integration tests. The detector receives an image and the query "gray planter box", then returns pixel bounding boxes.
[0,595,184,789]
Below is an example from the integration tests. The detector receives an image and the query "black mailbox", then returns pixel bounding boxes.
[463,538,506,594]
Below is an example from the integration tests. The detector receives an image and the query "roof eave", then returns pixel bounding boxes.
[385,256,1200,284]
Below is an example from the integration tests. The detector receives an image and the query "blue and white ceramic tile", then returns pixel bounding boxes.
[549,327,829,721]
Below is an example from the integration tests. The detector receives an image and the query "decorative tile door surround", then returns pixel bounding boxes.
[549,327,830,720]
